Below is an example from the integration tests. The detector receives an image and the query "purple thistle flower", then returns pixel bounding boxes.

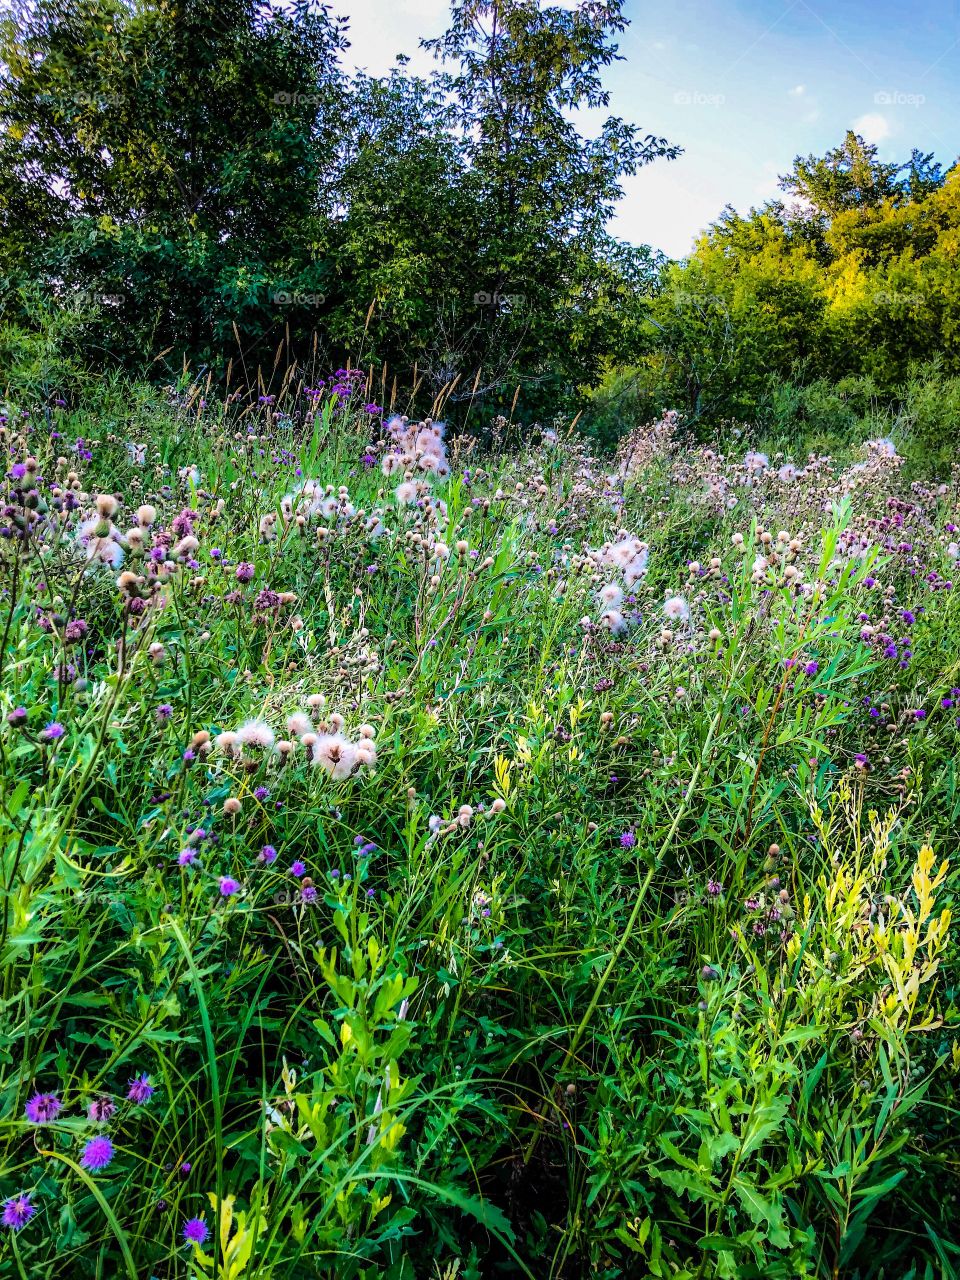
[178,847,198,866]
[40,721,65,742]
[219,876,240,897]
[290,860,306,878]
[253,786,270,802]
[301,885,318,904]
[25,1092,61,1124]
[80,1136,114,1171]
[235,562,255,583]
[706,879,722,897]
[803,661,818,676]
[854,752,870,769]
[156,703,173,722]
[259,844,277,864]
[619,831,636,849]
[126,1073,154,1105]
[88,1097,116,1123]
[2,1194,35,1230]
[183,1216,209,1245]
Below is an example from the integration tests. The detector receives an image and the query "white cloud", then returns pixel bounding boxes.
[852,111,892,143]
[788,84,806,96]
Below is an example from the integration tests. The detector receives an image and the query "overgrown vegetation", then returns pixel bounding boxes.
[2,1,960,1275]
[1,366,959,1277]
[3,0,958,439]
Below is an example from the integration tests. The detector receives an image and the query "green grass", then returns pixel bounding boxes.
[0,378,958,1279]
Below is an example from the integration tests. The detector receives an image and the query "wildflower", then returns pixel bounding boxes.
[88,1097,116,1123]
[619,831,636,849]
[287,711,313,737]
[235,562,255,583]
[178,847,198,866]
[2,1194,35,1231]
[235,719,275,750]
[803,661,818,676]
[301,885,318,904]
[259,844,278,864]
[663,596,689,623]
[219,876,240,897]
[126,1074,155,1105]
[313,733,358,780]
[290,860,306,878]
[597,582,623,610]
[40,721,65,742]
[156,703,173,722]
[600,609,627,635]
[706,879,722,896]
[25,1092,61,1124]
[7,707,27,728]
[854,752,870,769]
[183,1217,209,1246]
[80,1136,114,1171]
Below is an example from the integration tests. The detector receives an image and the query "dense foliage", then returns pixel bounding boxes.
[1,369,959,1277]
[3,0,958,442]
[0,0,674,416]
[585,134,960,453]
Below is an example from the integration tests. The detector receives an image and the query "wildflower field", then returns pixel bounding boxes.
[1,374,959,1280]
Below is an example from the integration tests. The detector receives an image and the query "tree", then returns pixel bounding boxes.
[0,0,348,367]
[419,0,679,410]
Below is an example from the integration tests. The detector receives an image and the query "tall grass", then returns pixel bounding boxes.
[0,374,958,1278]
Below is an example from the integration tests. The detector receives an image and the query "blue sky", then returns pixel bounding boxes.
[340,0,960,257]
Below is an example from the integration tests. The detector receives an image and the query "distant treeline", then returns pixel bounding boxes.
[1,1,957,438]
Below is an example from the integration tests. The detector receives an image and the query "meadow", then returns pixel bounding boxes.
[1,371,959,1280]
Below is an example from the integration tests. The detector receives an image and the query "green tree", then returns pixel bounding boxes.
[0,0,348,367]
[419,0,679,412]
